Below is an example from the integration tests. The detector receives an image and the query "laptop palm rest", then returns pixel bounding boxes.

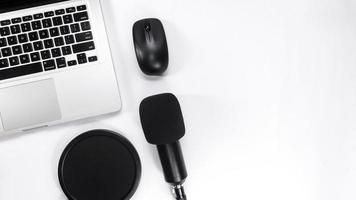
[0,79,61,131]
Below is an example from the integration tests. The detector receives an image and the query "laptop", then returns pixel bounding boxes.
[0,0,121,134]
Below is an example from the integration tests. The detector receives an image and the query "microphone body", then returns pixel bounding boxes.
[139,93,188,200]
[157,141,187,185]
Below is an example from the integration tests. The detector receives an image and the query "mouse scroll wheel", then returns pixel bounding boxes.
[144,24,151,32]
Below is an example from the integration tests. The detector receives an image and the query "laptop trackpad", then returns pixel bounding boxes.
[0,79,61,131]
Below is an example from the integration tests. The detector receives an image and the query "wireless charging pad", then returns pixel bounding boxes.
[58,130,141,200]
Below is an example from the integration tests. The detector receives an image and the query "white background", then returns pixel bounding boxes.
[1,0,356,199]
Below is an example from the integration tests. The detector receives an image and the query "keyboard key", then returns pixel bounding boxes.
[10,25,21,34]
[21,23,31,32]
[77,5,87,11]
[63,15,73,24]
[45,11,54,17]
[1,47,12,57]
[77,53,87,64]
[75,31,92,42]
[23,15,33,22]
[19,54,30,64]
[0,59,8,68]
[0,62,43,81]
[54,37,64,46]
[30,52,40,62]
[42,18,52,28]
[56,57,66,68]
[1,20,10,26]
[18,34,28,43]
[52,17,63,26]
[9,56,19,66]
[81,21,91,31]
[34,13,43,19]
[0,27,10,36]
[68,60,77,66]
[29,32,39,41]
[70,23,80,33]
[55,9,65,15]
[72,41,95,53]
[66,7,76,13]
[44,39,54,48]
[88,56,98,62]
[43,59,56,71]
[33,41,43,50]
[49,27,60,37]
[60,25,70,35]
[74,11,88,22]
[7,36,18,45]
[0,38,7,47]
[51,48,61,57]
[11,18,21,24]
[61,46,72,55]
[40,50,51,59]
[12,45,22,55]
[39,30,49,39]
[23,43,33,53]
[31,21,42,30]
[65,35,74,44]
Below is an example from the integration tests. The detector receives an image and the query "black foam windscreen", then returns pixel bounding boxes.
[139,93,185,145]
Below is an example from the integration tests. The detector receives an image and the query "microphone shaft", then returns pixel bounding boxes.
[157,141,187,184]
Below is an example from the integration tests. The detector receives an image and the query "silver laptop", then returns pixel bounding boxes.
[0,0,121,134]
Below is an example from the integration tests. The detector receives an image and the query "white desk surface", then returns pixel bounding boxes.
[1,0,356,199]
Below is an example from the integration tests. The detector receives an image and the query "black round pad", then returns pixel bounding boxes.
[58,130,141,200]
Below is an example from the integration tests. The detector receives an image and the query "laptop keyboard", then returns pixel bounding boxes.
[0,4,98,81]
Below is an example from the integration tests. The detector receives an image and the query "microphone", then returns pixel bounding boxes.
[139,93,188,200]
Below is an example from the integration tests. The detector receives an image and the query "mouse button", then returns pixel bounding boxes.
[151,19,164,32]
[133,32,144,45]
[133,22,147,42]
[143,21,151,32]
[151,29,167,45]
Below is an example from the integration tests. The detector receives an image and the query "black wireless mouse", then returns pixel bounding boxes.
[133,18,169,76]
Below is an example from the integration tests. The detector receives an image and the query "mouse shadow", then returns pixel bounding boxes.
[141,74,169,82]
